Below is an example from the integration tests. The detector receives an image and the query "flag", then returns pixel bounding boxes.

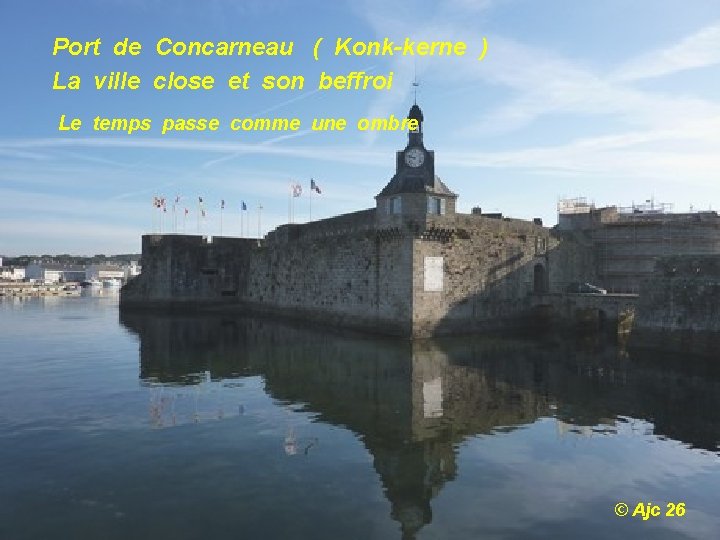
[201,209,206,218]
[311,178,322,194]
[175,195,181,204]
[292,182,302,197]
[184,208,189,216]
[241,201,247,211]
[221,199,225,210]
[199,196,203,203]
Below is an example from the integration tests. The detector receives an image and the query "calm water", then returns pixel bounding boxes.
[1,295,719,539]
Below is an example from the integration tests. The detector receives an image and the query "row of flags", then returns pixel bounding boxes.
[153,179,323,214]
[151,197,253,213]
[151,179,324,235]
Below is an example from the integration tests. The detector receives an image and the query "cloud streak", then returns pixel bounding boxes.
[613,22,720,82]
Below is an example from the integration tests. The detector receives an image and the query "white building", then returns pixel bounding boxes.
[25,264,86,283]
[87,264,126,282]
[125,261,142,280]
[0,266,25,281]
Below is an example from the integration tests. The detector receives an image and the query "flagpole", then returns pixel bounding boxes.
[197,199,200,234]
[220,204,224,236]
[309,182,313,222]
[240,208,243,238]
[288,185,292,224]
[258,204,263,239]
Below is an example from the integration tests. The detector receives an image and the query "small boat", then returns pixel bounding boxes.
[80,280,102,288]
[102,279,122,288]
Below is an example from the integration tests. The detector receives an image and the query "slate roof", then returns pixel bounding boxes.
[377,174,456,197]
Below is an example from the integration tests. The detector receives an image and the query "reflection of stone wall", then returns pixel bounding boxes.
[121,312,720,537]
[122,312,720,454]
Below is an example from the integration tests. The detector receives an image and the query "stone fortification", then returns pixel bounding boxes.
[632,255,720,354]
[121,209,595,337]
[561,204,720,293]
[120,104,596,337]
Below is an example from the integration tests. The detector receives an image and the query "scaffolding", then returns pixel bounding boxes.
[558,197,595,215]
[617,199,673,215]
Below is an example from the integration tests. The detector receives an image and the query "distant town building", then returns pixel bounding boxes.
[125,261,142,280]
[87,264,126,282]
[25,264,86,283]
[0,266,25,281]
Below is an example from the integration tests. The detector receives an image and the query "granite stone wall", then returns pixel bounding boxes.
[632,255,720,354]
[121,234,256,305]
[121,211,596,337]
[244,229,413,335]
[410,215,595,336]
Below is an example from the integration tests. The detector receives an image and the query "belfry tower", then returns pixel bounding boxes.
[376,104,457,221]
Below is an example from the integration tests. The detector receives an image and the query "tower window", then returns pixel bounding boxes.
[387,196,402,214]
[427,197,446,215]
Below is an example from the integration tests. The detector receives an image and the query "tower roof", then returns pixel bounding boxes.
[377,174,456,198]
[408,104,424,123]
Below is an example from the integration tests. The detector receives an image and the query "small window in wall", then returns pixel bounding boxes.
[427,196,446,215]
[424,256,444,292]
[388,196,402,214]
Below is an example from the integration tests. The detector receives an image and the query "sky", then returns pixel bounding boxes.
[1,0,720,256]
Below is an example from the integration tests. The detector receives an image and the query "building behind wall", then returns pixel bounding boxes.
[559,199,720,293]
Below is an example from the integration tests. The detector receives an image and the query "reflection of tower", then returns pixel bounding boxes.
[367,345,458,539]
[371,439,454,540]
[121,313,550,539]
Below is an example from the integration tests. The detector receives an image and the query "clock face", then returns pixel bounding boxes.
[405,147,425,167]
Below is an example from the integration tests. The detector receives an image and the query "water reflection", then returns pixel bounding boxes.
[120,313,720,538]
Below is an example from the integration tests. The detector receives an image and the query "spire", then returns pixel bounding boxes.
[407,102,424,145]
[412,61,419,105]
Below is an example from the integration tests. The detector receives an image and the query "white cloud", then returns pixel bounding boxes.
[613,23,720,82]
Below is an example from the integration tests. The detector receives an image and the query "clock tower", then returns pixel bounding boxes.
[376,104,457,220]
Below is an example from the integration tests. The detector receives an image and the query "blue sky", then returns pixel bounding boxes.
[1,0,719,255]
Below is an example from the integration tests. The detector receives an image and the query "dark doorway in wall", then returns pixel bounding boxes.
[534,264,548,294]
[598,309,608,331]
